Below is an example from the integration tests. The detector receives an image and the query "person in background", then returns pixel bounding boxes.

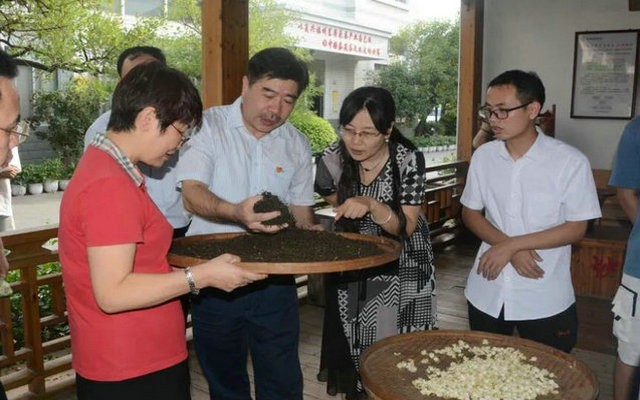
[84,46,167,148]
[0,48,30,400]
[472,119,493,149]
[177,47,317,400]
[609,114,640,400]
[460,70,601,353]
[0,147,20,231]
[314,86,436,399]
[83,46,190,237]
[59,62,266,400]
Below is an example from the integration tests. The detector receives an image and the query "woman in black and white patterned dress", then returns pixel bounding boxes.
[315,86,436,399]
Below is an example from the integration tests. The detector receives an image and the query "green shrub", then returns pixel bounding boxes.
[410,134,456,148]
[289,109,337,155]
[438,111,457,136]
[19,163,45,184]
[29,76,108,166]
[12,171,26,186]
[414,120,445,136]
[61,162,76,180]
[39,158,65,181]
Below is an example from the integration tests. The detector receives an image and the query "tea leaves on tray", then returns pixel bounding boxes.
[170,230,384,262]
[253,192,296,226]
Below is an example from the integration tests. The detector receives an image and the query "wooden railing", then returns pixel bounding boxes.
[0,160,469,398]
[423,160,469,248]
[0,226,72,399]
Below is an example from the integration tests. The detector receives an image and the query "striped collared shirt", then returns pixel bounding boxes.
[90,132,144,187]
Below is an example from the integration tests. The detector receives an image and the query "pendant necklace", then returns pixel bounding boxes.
[360,155,387,172]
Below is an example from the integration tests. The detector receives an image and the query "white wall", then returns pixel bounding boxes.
[483,0,639,169]
[320,53,358,123]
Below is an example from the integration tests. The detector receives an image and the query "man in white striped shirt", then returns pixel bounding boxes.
[177,47,316,400]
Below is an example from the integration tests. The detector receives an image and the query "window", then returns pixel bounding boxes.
[123,0,165,17]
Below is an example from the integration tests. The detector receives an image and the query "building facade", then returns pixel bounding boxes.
[281,0,411,125]
[7,0,416,163]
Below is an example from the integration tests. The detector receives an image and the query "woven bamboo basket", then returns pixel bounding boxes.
[361,330,598,400]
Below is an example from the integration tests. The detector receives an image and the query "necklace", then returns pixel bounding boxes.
[359,156,387,172]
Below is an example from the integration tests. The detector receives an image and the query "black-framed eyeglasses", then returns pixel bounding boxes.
[339,126,382,140]
[171,123,192,145]
[0,121,29,145]
[478,102,533,120]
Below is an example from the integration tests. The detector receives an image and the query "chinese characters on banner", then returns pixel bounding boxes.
[292,21,387,58]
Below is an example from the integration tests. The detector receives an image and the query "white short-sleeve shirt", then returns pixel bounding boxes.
[0,147,20,218]
[460,131,601,320]
[176,97,315,236]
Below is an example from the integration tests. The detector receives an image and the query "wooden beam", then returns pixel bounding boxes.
[201,0,249,108]
[631,0,640,11]
[456,0,484,162]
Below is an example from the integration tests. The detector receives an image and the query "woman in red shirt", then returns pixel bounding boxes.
[59,63,266,400]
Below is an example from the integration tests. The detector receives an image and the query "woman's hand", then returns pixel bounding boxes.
[333,196,373,221]
[194,253,267,292]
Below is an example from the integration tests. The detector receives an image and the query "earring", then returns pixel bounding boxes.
[384,137,389,143]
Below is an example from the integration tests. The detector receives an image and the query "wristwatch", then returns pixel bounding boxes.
[183,267,200,295]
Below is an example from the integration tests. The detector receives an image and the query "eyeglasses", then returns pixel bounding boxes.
[339,127,382,140]
[478,102,532,120]
[170,123,192,146]
[0,121,29,145]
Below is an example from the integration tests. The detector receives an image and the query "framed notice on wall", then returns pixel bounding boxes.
[571,30,639,119]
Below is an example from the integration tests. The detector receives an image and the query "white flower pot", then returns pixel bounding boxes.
[43,180,59,193]
[58,179,70,191]
[28,183,44,195]
[11,184,26,197]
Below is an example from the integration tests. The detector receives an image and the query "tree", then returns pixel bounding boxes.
[373,19,459,135]
[0,0,161,75]
[158,0,315,91]
[157,0,322,118]
[29,76,109,164]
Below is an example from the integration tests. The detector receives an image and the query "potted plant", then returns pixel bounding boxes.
[10,171,27,197]
[58,162,75,191]
[21,164,45,195]
[40,158,64,193]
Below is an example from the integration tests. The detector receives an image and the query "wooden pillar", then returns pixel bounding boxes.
[201,0,249,108]
[457,0,484,162]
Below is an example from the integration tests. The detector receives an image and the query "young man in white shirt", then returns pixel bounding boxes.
[460,70,601,352]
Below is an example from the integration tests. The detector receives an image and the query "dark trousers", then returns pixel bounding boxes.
[191,277,303,400]
[76,359,190,400]
[467,301,578,353]
[0,382,7,400]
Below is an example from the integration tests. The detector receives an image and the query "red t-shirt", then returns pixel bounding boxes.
[59,147,186,381]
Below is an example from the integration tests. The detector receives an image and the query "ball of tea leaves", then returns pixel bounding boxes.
[253,192,296,226]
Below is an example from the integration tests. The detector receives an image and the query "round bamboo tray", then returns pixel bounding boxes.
[168,232,401,274]
[360,330,598,400]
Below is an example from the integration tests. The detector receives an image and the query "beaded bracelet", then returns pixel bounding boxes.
[371,203,393,225]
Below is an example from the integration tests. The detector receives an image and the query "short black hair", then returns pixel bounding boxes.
[107,63,202,134]
[116,46,166,77]
[488,70,546,109]
[0,50,18,80]
[246,47,309,95]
